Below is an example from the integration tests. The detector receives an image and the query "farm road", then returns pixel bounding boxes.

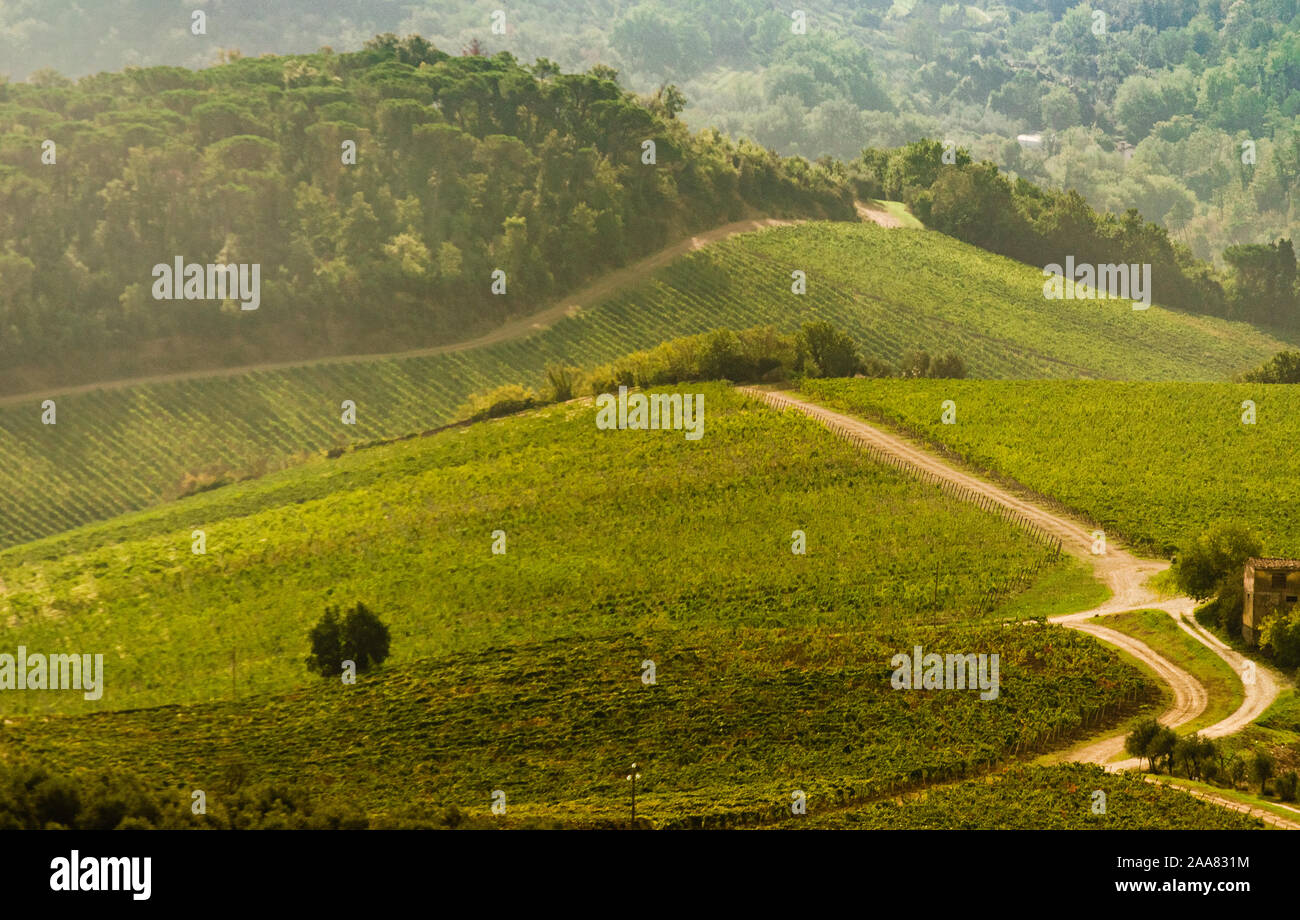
[0,216,800,408]
[741,386,1295,828]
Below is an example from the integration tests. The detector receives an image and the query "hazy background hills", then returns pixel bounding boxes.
[4,0,1298,261]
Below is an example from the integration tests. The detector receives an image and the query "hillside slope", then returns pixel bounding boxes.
[0,42,852,393]
[2,220,1295,548]
[0,384,1072,713]
[803,377,1300,556]
[0,386,1156,826]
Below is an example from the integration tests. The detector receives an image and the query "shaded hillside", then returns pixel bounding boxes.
[0,37,852,392]
[1,220,1295,548]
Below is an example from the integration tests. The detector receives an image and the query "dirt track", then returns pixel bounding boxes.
[741,386,1293,826]
[855,201,906,228]
[0,217,799,408]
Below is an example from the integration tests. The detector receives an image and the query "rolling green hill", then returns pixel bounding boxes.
[0,385,1153,826]
[802,377,1300,555]
[3,220,1294,549]
[0,39,853,393]
[0,384,1075,714]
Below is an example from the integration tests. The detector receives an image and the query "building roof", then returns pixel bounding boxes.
[1246,557,1300,571]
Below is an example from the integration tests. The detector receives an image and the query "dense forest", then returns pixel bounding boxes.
[1,29,1295,391]
[0,35,853,389]
[409,0,1300,262]
[4,0,1296,262]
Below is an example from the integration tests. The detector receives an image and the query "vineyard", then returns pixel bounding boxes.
[2,222,1293,548]
[789,764,1262,829]
[0,385,1076,716]
[0,384,1163,824]
[1,625,1154,826]
[803,378,1300,555]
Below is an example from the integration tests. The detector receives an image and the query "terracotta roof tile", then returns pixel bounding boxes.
[1246,557,1300,571]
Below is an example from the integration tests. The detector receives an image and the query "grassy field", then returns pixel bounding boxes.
[0,385,1158,825]
[2,222,1293,549]
[1102,610,1243,733]
[1,624,1154,826]
[786,764,1262,829]
[0,385,1080,716]
[802,378,1300,555]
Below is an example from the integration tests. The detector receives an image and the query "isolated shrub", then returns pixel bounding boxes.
[798,320,861,378]
[1276,770,1298,802]
[455,384,539,422]
[1241,350,1300,383]
[928,350,967,379]
[306,602,391,678]
[1250,750,1275,794]
[544,363,584,402]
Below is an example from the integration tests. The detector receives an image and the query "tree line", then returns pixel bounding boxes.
[0,35,854,392]
[1125,718,1297,800]
[454,322,967,422]
[852,138,1299,325]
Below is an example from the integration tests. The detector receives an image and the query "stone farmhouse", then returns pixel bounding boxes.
[1243,557,1300,645]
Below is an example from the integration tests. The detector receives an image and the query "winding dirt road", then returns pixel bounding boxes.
[741,386,1294,827]
[0,217,800,408]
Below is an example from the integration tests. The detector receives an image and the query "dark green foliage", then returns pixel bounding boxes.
[1171,734,1218,781]
[1125,718,1177,771]
[0,759,368,830]
[0,43,853,393]
[1242,350,1300,383]
[1259,606,1300,668]
[798,320,861,378]
[898,349,967,379]
[306,602,392,678]
[1224,240,1298,324]
[1251,750,1275,794]
[1171,521,1262,603]
[456,384,540,422]
[855,140,1231,318]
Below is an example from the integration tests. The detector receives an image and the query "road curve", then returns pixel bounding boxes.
[0,217,801,408]
[741,386,1286,820]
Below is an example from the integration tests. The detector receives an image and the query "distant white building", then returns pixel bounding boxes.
[1016,133,1043,150]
